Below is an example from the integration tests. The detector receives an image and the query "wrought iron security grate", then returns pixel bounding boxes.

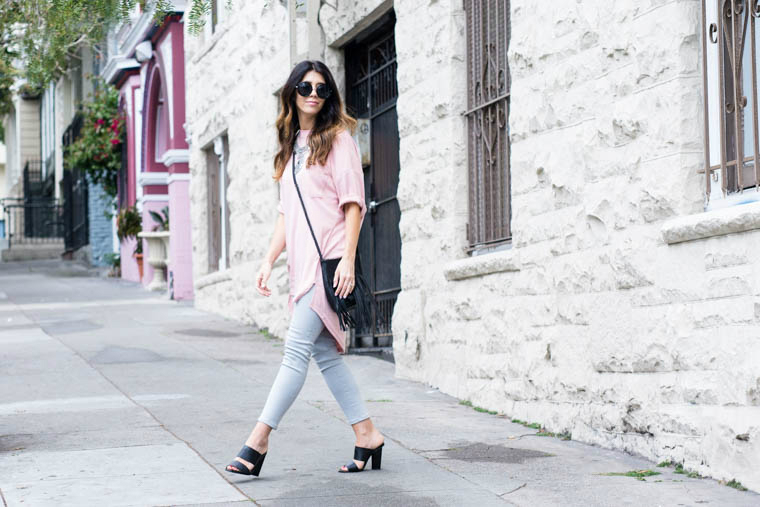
[465,0,511,249]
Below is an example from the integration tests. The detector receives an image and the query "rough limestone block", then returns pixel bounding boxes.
[662,202,760,244]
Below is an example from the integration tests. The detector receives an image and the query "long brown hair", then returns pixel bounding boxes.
[273,60,356,180]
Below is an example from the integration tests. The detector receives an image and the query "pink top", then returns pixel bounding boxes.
[277,129,367,354]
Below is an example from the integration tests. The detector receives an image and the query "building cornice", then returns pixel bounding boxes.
[103,57,140,86]
[117,11,155,59]
[102,2,188,83]
[138,194,169,206]
[168,173,191,184]
[159,149,189,167]
[137,171,169,186]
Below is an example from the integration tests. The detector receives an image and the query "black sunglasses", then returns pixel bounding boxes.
[296,81,332,99]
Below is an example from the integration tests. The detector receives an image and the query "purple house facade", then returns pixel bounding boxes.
[105,10,193,300]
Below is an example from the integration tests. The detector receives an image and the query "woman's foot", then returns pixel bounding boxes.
[339,429,384,472]
[226,436,269,474]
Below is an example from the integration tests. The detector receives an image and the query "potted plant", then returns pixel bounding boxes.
[149,206,169,232]
[116,205,143,280]
[138,206,171,291]
[104,252,121,278]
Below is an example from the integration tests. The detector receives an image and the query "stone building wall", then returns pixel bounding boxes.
[391,0,759,491]
[185,1,292,337]
[185,0,760,490]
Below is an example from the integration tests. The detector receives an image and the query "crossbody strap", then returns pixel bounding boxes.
[291,136,325,263]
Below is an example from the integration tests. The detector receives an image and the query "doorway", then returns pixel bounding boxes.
[344,10,401,356]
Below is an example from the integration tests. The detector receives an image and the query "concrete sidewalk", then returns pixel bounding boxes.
[0,260,757,506]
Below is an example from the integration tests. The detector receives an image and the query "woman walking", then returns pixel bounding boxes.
[225,60,385,477]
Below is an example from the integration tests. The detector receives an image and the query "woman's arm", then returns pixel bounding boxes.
[256,213,286,297]
[265,213,286,265]
[342,202,361,261]
[334,202,361,299]
[328,131,366,299]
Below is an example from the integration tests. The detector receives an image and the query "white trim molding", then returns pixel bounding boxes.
[138,171,169,186]
[159,32,175,139]
[103,57,140,85]
[159,149,190,167]
[168,173,191,184]
[138,194,170,207]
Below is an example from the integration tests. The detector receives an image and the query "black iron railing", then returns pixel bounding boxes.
[43,153,56,197]
[63,170,89,253]
[1,198,65,249]
[23,160,47,200]
[62,113,90,253]
[62,113,83,147]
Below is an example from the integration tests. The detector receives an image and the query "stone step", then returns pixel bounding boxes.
[1,242,65,262]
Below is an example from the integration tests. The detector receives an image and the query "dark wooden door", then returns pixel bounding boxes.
[345,12,401,353]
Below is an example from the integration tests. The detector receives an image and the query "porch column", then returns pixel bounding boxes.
[163,150,193,300]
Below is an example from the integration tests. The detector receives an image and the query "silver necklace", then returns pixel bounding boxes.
[294,131,309,176]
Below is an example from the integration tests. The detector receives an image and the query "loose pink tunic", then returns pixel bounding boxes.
[277,129,367,354]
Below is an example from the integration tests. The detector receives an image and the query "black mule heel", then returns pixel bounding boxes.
[371,446,382,469]
[339,442,384,473]
[225,445,267,477]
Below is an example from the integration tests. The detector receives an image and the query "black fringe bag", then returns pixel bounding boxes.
[291,142,374,331]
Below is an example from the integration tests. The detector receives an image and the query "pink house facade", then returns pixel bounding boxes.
[104,10,193,300]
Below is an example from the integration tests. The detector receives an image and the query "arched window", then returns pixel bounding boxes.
[118,98,128,208]
[154,83,168,162]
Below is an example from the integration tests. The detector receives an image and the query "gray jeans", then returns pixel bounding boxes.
[257,284,370,430]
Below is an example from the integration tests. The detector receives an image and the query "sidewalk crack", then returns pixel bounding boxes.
[500,483,527,496]
[305,400,517,505]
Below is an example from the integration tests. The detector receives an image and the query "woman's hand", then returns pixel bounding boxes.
[256,260,274,297]
[335,202,361,299]
[257,214,286,297]
[333,256,355,299]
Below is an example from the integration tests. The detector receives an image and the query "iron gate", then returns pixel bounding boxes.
[1,197,64,248]
[345,11,402,353]
[62,114,90,253]
[2,161,66,248]
[62,169,89,253]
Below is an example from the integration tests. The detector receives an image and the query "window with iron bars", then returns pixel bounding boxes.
[206,134,230,273]
[701,0,760,202]
[464,0,511,251]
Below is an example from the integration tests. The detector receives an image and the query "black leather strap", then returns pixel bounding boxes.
[237,445,262,464]
[343,461,360,472]
[353,445,373,461]
[291,135,325,263]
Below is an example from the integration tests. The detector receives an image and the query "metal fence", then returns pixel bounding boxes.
[1,198,65,249]
[701,0,760,198]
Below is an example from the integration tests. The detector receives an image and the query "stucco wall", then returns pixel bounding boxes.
[185,0,759,491]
